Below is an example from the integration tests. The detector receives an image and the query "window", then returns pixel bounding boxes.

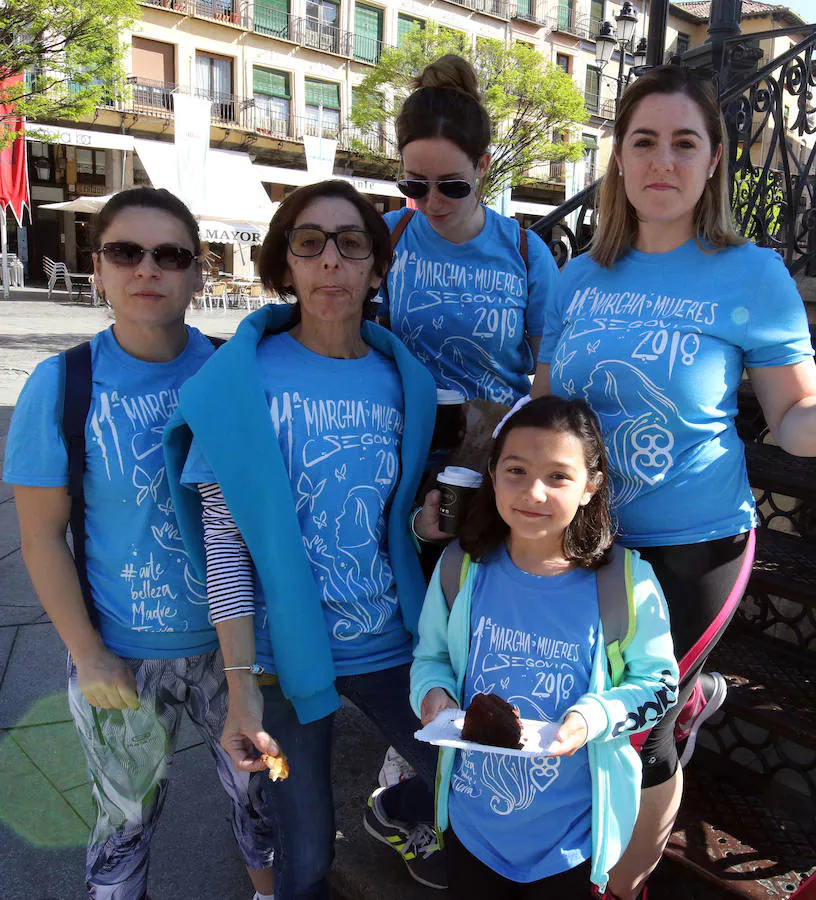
[255,0,290,38]
[195,52,234,121]
[253,67,291,136]
[305,79,340,138]
[305,0,340,54]
[585,65,600,115]
[397,14,424,46]
[590,0,604,35]
[557,0,574,31]
[131,37,175,112]
[583,134,598,181]
[76,148,106,184]
[515,0,533,18]
[676,31,690,55]
[351,86,384,151]
[29,141,53,182]
[556,53,570,73]
[354,3,383,64]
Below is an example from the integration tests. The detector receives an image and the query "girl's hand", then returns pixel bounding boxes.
[548,712,588,757]
[221,679,281,772]
[414,490,449,543]
[421,687,458,725]
[75,648,140,710]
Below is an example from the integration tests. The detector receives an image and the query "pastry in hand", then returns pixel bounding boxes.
[260,751,290,781]
[460,693,523,749]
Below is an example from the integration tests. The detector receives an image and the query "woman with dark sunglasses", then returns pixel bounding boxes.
[164,180,447,898]
[3,187,277,899]
[378,54,559,408]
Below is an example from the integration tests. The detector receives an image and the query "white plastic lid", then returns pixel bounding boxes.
[436,389,466,406]
[437,466,483,488]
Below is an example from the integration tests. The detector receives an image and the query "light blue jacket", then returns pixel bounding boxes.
[410,549,679,891]
[164,303,436,725]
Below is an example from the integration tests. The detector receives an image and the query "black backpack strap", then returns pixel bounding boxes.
[519,226,529,277]
[205,335,226,348]
[62,342,97,627]
[595,545,635,687]
[380,209,417,316]
[440,539,468,611]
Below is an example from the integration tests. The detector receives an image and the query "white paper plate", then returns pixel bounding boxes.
[414,707,561,758]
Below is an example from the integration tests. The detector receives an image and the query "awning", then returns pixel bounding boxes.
[199,217,278,246]
[252,163,403,198]
[133,139,276,231]
[39,194,117,213]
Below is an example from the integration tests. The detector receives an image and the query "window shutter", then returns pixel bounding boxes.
[253,67,290,99]
[397,15,423,46]
[515,0,532,17]
[354,4,383,63]
[255,0,289,37]
[305,79,340,109]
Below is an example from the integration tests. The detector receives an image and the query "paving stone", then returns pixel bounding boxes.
[0,625,16,685]
[0,624,69,730]
[0,825,86,900]
[0,604,44,627]
[11,720,89,792]
[0,734,90,849]
[0,548,40,607]
[62,782,95,829]
[0,495,21,560]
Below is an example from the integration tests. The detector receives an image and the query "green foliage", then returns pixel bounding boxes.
[0,0,138,147]
[350,24,588,199]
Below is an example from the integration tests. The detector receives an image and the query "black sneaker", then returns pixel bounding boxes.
[677,672,727,767]
[364,787,447,889]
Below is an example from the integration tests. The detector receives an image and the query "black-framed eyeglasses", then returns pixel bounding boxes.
[97,242,199,271]
[286,227,374,260]
[396,179,474,201]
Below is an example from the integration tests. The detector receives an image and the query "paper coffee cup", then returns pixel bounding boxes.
[437,466,483,535]
[432,390,466,453]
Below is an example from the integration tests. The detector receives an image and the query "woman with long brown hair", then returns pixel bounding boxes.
[532,65,816,899]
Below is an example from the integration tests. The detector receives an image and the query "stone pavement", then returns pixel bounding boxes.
[0,290,722,900]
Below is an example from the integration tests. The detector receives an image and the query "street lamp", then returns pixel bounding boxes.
[594,1,647,112]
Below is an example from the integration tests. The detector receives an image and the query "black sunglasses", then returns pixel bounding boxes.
[396,179,474,201]
[286,227,374,260]
[97,242,199,271]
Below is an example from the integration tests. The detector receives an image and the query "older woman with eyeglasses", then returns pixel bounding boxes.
[164,180,446,898]
[377,55,559,408]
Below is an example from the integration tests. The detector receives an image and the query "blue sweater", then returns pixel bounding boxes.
[164,304,436,724]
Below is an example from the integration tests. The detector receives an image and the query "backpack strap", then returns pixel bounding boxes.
[206,335,226,348]
[379,209,417,315]
[595,545,636,688]
[440,539,471,612]
[519,226,529,276]
[62,342,97,627]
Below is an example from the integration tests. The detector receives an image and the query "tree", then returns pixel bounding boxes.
[350,24,588,201]
[0,0,137,147]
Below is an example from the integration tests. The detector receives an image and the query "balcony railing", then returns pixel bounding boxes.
[549,5,591,38]
[114,78,251,127]
[140,0,252,28]
[512,0,548,24]
[443,0,510,18]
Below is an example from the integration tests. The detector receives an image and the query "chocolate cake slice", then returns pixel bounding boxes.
[460,693,523,749]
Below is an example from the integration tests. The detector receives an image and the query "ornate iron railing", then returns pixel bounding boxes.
[531,27,816,279]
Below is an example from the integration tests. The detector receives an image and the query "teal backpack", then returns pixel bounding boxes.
[439,541,637,688]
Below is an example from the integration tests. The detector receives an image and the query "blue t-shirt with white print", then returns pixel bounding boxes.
[538,239,813,546]
[3,326,218,658]
[181,331,414,676]
[379,207,558,405]
[448,546,596,882]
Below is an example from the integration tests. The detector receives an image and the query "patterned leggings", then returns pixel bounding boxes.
[67,650,274,899]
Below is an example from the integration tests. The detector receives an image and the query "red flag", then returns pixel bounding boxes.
[0,73,30,226]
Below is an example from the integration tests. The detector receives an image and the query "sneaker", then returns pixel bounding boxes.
[677,672,727,767]
[378,746,417,788]
[364,786,447,889]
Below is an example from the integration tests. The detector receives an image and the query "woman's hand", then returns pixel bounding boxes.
[75,647,140,710]
[548,712,588,756]
[221,677,281,772]
[414,490,449,543]
[420,687,458,726]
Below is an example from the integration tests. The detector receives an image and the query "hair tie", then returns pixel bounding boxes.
[492,395,532,439]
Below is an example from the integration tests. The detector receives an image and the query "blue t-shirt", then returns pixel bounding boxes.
[538,240,813,545]
[379,207,557,405]
[182,331,414,676]
[3,326,218,658]
[448,546,595,881]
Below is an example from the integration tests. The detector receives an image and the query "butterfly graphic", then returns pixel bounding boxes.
[313,510,328,530]
[400,321,423,349]
[134,466,165,506]
[334,464,347,482]
[158,497,175,517]
[432,316,444,331]
[551,341,577,381]
[500,677,510,690]
[296,472,327,513]
[563,378,577,397]
[587,340,601,355]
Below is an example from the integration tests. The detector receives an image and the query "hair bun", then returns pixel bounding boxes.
[413,55,481,102]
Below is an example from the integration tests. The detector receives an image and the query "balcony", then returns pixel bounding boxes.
[140,0,252,28]
[549,5,591,38]
[443,0,510,18]
[512,0,548,24]
[338,123,390,155]
[353,33,385,65]
[115,79,252,128]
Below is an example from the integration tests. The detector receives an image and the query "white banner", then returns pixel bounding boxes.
[174,94,211,211]
[303,134,337,179]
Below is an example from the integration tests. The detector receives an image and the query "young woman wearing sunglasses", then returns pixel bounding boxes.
[378,54,559,408]
[4,188,276,900]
